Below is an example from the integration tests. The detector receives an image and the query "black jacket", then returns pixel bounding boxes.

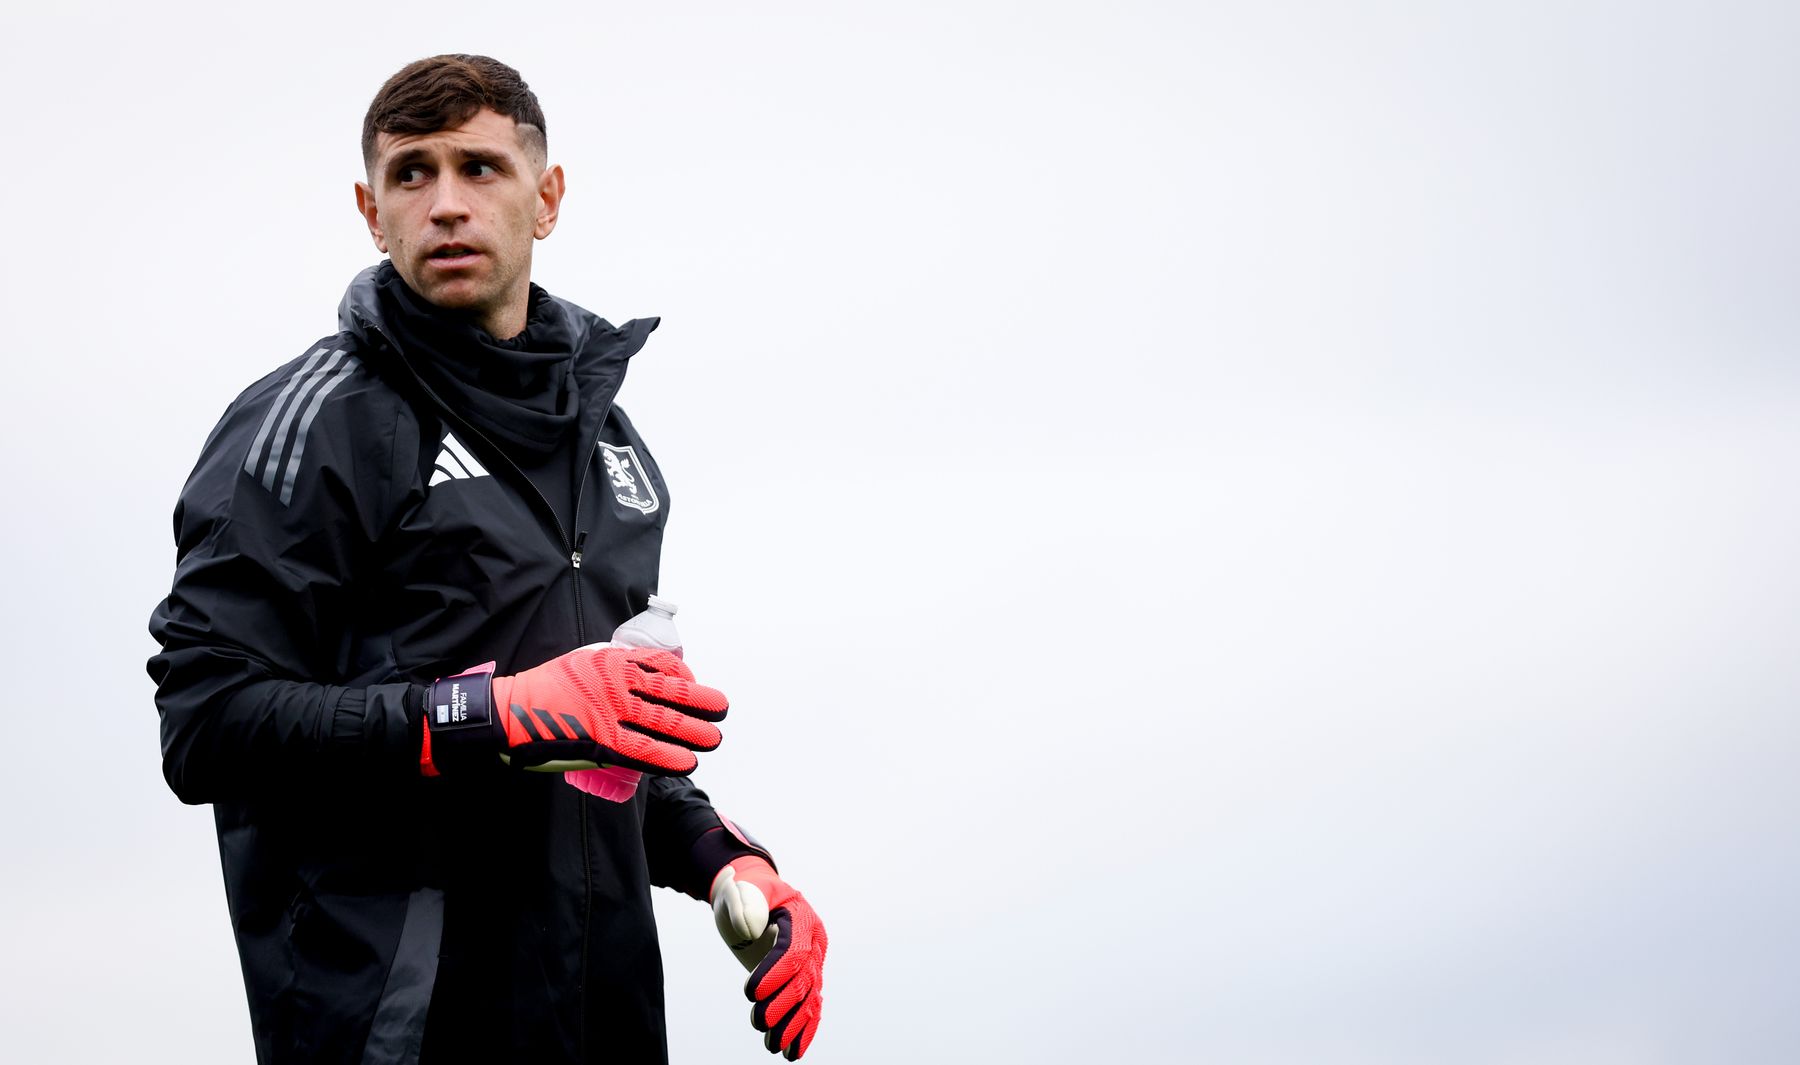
[148,265,759,1064]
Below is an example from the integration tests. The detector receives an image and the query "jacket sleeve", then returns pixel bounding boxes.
[643,774,778,900]
[148,347,424,805]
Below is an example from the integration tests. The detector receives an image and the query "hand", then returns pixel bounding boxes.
[420,647,727,776]
[711,857,827,1060]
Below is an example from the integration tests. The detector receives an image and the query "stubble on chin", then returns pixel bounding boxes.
[393,253,480,310]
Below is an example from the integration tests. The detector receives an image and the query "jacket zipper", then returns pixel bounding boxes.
[569,417,603,1063]
[570,530,589,642]
[365,318,621,1062]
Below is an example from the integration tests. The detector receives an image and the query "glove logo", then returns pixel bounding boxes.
[599,442,659,516]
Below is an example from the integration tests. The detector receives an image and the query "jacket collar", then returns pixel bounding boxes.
[334,262,661,412]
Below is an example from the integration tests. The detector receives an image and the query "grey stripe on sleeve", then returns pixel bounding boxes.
[358,887,444,1065]
[243,347,329,477]
[260,349,346,492]
[278,359,357,505]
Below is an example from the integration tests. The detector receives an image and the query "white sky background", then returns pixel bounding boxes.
[3,1,1798,1062]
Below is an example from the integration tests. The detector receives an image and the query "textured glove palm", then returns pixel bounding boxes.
[421,646,727,776]
[711,857,827,1060]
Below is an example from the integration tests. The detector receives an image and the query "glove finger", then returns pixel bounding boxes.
[596,733,700,775]
[761,996,796,1055]
[747,911,795,1002]
[798,997,823,1060]
[783,997,821,1061]
[759,941,822,1040]
[779,1016,807,1061]
[621,646,695,681]
[752,908,826,1003]
[764,983,819,1060]
[755,970,813,1038]
[619,703,724,752]
[629,669,730,723]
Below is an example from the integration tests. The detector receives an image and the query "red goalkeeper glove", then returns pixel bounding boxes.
[711,857,828,1060]
[420,647,728,777]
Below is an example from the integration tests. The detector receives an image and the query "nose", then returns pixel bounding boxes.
[429,173,472,225]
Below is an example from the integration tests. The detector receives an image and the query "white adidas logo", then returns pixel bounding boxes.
[430,431,491,486]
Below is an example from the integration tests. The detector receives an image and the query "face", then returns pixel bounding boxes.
[355,108,565,337]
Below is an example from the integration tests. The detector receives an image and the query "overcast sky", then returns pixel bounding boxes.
[4,1,1799,1062]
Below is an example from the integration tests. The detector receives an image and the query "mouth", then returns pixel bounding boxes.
[425,244,483,268]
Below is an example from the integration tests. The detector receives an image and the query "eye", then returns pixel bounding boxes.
[467,161,499,178]
[396,165,427,185]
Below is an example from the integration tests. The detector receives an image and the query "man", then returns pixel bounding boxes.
[147,55,826,1064]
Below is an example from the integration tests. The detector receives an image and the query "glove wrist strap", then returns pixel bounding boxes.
[685,814,778,900]
[422,661,502,776]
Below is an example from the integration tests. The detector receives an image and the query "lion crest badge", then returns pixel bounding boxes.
[599,442,660,515]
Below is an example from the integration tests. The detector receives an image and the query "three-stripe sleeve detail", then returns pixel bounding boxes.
[259,350,345,492]
[278,361,355,505]
[243,347,329,478]
[241,349,357,506]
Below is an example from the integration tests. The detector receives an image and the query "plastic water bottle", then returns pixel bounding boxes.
[566,596,682,802]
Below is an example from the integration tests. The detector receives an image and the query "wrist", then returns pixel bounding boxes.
[686,815,777,901]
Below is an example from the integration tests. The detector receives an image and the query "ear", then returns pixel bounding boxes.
[354,181,388,253]
[534,164,566,240]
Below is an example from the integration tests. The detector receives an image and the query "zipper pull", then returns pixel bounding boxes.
[571,530,588,570]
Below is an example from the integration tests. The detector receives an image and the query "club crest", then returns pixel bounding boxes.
[599,442,660,515]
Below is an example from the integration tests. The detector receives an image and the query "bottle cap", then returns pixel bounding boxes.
[646,595,679,618]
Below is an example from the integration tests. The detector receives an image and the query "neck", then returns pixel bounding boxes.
[477,287,530,340]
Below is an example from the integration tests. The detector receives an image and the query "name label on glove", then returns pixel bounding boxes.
[429,661,496,731]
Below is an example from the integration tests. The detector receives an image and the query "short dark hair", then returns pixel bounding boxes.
[361,54,547,170]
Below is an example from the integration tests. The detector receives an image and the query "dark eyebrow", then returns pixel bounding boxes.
[384,145,515,174]
[455,148,513,170]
